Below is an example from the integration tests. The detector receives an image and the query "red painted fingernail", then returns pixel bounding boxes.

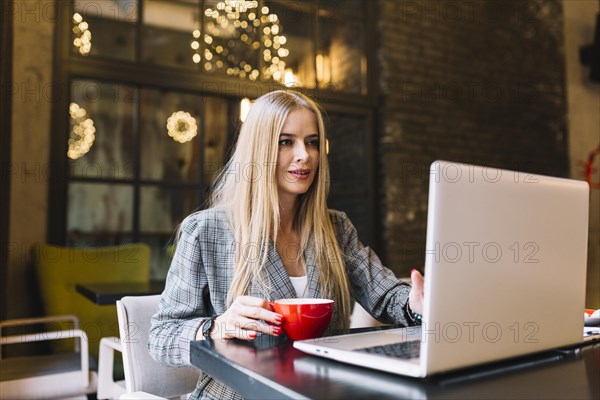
[273,327,282,335]
[275,316,283,324]
[249,332,257,339]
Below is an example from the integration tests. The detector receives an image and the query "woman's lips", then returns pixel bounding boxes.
[288,169,310,180]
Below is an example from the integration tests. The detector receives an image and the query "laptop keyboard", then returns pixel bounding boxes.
[356,340,421,359]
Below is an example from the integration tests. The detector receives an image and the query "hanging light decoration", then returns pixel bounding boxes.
[67,102,96,159]
[239,97,251,122]
[72,13,92,55]
[166,111,198,143]
[192,0,289,83]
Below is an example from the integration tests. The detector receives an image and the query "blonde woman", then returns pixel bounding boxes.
[149,90,424,399]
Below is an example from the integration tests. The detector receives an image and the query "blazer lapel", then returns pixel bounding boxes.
[304,235,322,299]
[261,240,297,300]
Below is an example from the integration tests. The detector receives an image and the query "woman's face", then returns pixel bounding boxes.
[275,107,320,203]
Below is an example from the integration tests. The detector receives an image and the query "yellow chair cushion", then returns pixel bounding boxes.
[34,243,151,364]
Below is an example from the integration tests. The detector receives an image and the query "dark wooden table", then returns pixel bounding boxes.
[190,329,600,399]
[75,281,165,305]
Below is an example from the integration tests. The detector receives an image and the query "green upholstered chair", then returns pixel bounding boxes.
[33,243,151,378]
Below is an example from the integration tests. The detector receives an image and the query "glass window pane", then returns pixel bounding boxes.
[328,192,370,245]
[142,0,201,69]
[140,235,174,281]
[73,0,137,61]
[201,0,261,79]
[67,183,134,245]
[326,113,368,193]
[318,0,364,17]
[326,112,370,243]
[200,0,314,87]
[69,80,136,180]
[325,112,371,242]
[139,89,203,183]
[203,96,231,184]
[264,0,315,87]
[139,186,201,234]
[318,15,366,93]
[139,186,202,279]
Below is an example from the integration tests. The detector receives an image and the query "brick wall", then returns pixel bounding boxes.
[378,0,569,274]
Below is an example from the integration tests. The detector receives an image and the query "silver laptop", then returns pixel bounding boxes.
[294,161,590,377]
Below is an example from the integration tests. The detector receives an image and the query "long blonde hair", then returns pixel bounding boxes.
[210,90,351,329]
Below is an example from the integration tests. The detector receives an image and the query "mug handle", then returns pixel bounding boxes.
[267,302,280,326]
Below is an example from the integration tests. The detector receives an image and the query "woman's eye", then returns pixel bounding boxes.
[307,140,319,147]
[279,139,292,146]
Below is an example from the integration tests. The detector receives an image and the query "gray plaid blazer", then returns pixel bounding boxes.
[148,208,413,399]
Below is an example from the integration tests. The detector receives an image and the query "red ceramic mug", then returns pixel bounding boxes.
[269,298,334,341]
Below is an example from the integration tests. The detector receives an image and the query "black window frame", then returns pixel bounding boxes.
[48,0,382,254]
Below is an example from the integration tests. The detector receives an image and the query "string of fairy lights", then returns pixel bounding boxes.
[72,13,91,56]
[191,0,290,83]
[67,103,96,160]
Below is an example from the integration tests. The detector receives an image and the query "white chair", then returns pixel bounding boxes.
[0,315,97,399]
[116,295,199,400]
[97,336,126,399]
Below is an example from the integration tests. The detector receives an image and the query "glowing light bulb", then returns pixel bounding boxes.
[240,97,251,121]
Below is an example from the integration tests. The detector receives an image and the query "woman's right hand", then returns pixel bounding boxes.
[408,269,424,316]
[209,296,283,341]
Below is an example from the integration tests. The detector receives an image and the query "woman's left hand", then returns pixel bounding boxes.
[408,269,424,315]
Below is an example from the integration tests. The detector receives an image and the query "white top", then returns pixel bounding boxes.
[289,275,308,297]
